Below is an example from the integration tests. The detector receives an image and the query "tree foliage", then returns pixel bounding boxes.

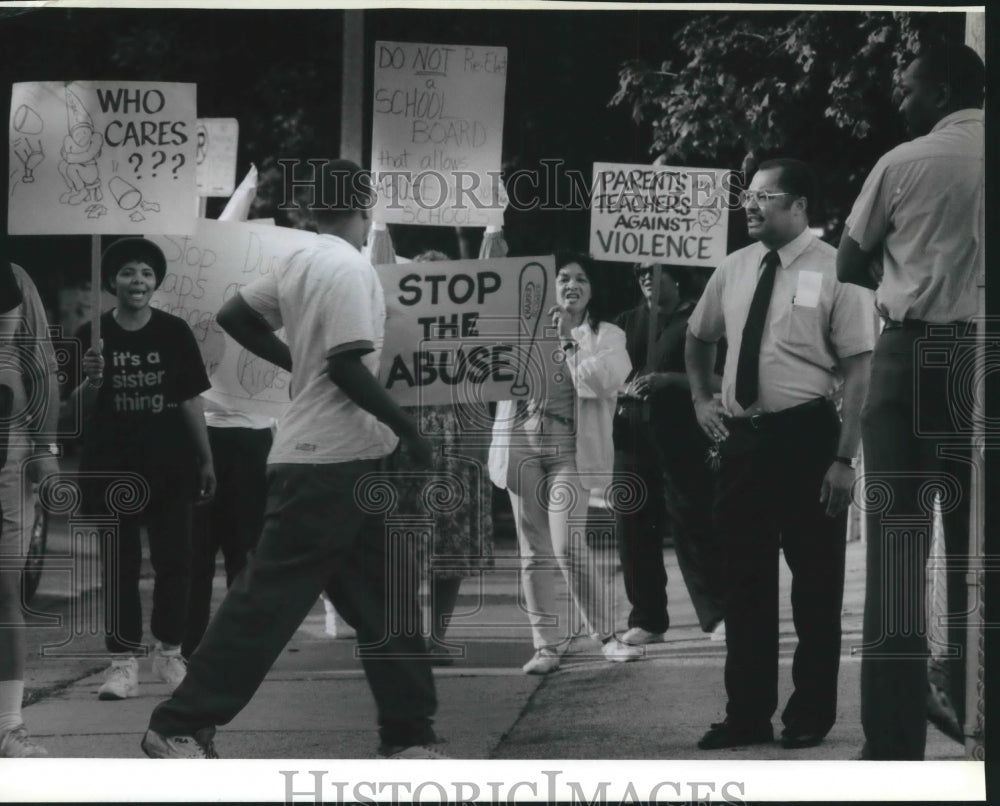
[609,11,963,233]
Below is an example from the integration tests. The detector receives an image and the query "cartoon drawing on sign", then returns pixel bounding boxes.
[108,175,160,223]
[697,207,722,232]
[195,122,208,166]
[510,261,547,397]
[58,89,104,205]
[11,104,45,189]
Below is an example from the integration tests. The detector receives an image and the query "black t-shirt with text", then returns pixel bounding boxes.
[77,308,209,472]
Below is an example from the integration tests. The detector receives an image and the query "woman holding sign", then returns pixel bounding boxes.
[489,253,642,674]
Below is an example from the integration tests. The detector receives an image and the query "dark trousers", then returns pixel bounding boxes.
[85,469,195,654]
[656,429,725,632]
[183,426,272,659]
[614,442,669,634]
[149,461,438,749]
[860,327,971,760]
[714,400,846,734]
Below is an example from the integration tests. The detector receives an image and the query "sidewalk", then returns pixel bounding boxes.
[19,530,966,761]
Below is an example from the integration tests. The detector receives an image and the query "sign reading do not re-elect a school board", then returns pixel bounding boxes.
[371,41,507,228]
[8,81,197,235]
[589,162,730,267]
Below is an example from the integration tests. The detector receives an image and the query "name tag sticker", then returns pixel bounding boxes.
[795,271,823,308]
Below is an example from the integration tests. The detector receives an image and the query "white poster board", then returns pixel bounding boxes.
[195,117,239,197]
[8,81,197,234]
[148,219,316,418]
[377,255,557,406]
[371,41,507,228]
[589,162,730,267]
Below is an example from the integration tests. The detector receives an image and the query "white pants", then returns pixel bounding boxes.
[506,448,613,650]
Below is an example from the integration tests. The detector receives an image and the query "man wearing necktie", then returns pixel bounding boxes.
[685,158,875,751]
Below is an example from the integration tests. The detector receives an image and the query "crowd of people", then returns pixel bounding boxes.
[0,42,983,762]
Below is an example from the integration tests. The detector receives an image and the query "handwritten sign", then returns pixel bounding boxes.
[376,255,557,406]
[589,162,730,267]
[148,219,316,418]
[8,81,197,234]
[371,41,507,228]
[195,118,239,197]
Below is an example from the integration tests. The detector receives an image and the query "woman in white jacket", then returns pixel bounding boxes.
[490,253,644,674]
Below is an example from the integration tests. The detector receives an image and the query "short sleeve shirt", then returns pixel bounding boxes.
[79,308,211,468]
[688,228,876,416]
[240,233,398,464]
[845,110,984,323]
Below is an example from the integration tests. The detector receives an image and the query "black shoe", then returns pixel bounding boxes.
[780,727,826,749]
[697,719,773,750]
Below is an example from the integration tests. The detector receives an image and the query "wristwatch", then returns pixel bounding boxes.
[833,455,856,469]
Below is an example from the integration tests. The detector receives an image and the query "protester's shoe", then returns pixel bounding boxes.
[697,719,773,750]
[601,637,644,662]
[152,643,187,690]
[710,621,726,642]
[141,727,219,759]
[0,724,48,757]
[780,729,826,749]
[620,627,665,646]
[780,721,827,749]
[377,741,451,759]
[522,648,561,675]
[98,656,139,700]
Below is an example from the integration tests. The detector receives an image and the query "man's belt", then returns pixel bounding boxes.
[881,317,967,332]
[722,397,831,431]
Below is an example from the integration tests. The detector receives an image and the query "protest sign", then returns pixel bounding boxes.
[195,118,239,197]
[376,255,558,406]
[589,162,730,267]
[148,219,316,418]
[8,81,197,234]
[371,41,507,228]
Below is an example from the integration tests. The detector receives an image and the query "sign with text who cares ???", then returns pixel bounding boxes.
[377,255,557,407]
[8,81,197,234]
[589,162,730,267]
[371,41,507,228]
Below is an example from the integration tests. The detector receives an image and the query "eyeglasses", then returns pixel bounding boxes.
[739,190,795,207]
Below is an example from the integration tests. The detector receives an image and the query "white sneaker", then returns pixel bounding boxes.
[602,637,644,662]
[621,627,665,646]
[98,657,139,700]
[710,621,726,641]
[377,743,451,759]
[152,643,187,689]
[0,724,48,757]
[522,648,561,675]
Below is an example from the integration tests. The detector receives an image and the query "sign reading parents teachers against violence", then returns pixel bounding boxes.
[377,256,557,407]
[8,81,197,234]
[589,162,730,267]
[371,41,507,228]
[148,219,316,419]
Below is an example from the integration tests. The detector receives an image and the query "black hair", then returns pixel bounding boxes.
[100,237,167,292]
[913,43,985,110]
[756,158,818,215]
[413,249,452,262]
[555,251,611,332]
[306,158,375,222]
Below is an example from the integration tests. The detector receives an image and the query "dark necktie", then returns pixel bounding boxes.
[734,250,780,410]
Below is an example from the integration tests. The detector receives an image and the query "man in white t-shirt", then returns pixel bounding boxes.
[143,159,442,760]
